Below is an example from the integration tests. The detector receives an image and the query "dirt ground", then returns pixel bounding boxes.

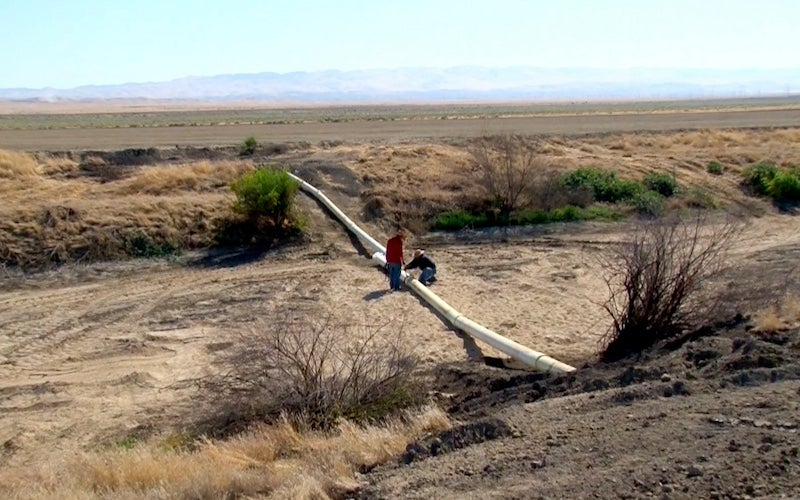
[2,107,800,151]
[1,108,799,498]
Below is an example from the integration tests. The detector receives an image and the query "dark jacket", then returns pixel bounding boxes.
[405,254,436,270]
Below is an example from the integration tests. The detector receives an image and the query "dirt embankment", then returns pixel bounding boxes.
[358,314,800,499]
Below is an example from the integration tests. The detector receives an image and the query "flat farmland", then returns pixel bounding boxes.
[2,105,800,150]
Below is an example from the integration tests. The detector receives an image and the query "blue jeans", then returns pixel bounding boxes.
[388,263,402,290]
[420,267,436,284]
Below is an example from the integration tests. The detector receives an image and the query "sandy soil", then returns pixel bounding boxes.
[1,202,797,476]
[1,109,799,497]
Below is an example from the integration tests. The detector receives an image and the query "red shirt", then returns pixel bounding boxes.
[385,235,404,264]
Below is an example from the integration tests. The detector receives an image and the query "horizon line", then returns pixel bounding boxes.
[4,65,800,92]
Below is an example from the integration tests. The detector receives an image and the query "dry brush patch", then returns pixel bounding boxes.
[113,160,253,196]
[0,150,255,269]
[201,308,426,431]
[347,129,800,234]
[0,406,450,500]
[348,143,474,230]
[0,149,39,178]
[566,128,800,202]
[754,295,800,333]
[0,302,449,499]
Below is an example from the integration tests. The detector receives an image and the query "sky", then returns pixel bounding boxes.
[1,0,798,89]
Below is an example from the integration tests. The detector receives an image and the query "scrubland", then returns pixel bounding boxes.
[0,116,799,498]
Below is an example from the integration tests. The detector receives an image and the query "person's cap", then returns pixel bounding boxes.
[413,249,423,258]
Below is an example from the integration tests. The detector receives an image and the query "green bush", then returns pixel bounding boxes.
[230,167,300,225]
[768,168,800,203]
[436,205,621,230]
[125,232,179,258]
[433,210,489,230]
[743,163,778,196]
[632,190,664,217]
[511,209,551,225]
[644,172,678,197]
[742,163,800,204]
[240,136,258,156]
[550,205,582,222]
[561,167,642,203]
[707,161,724,175]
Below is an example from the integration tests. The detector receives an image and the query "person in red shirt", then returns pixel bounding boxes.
[385,229,405,291]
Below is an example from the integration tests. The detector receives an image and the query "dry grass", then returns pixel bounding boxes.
[36,153,80,176]
[114,160,253,195]
[755,308,784,332]
[755,295,800,332]
[2,127,799,267]
[0,149,39,178]
[349,143,474,229]
[0,406,450,500]
[579,128,800,175]
[0,150,248,268]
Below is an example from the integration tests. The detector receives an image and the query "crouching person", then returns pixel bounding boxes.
[405,249,437,286]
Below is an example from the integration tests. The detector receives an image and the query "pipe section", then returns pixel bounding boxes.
[288,172,575,373]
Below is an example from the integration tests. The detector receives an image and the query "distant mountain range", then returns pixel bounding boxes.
[2,67,799,103]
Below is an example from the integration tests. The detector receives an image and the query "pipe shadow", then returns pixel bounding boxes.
[299,190,373,258]
[404,281,485,363]
[186,246,272,269]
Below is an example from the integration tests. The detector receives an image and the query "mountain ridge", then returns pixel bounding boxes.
[2,67,799,103]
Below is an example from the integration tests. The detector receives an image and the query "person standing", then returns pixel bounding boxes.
[385,229,405,291]
[405,249,437,286]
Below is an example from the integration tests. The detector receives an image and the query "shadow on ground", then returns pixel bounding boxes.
[186,247,272,269]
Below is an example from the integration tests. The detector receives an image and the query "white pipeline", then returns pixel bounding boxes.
[288,172,575,373]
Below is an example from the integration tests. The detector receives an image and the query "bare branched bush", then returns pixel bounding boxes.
[601,214,744,361]
[527,168,594,210]
[469,135,543,223]
[207,310,423,430]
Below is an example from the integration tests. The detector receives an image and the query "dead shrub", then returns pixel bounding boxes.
[361,193,389,221]
[469,134,543,223]
[205,309,424,432]
[262,142,289,155]
[600,214,744,361]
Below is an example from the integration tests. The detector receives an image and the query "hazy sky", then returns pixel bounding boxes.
[1,0,798,89]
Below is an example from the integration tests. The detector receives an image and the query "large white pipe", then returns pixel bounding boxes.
[288,172,575,373]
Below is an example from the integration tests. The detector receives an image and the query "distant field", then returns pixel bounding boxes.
[2,103,800,151]
[2,97,800,129]
[0,96,798,149]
